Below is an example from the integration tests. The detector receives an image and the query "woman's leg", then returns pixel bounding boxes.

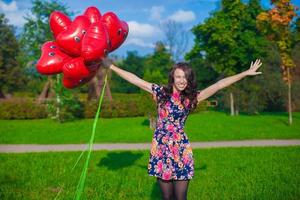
[157,178,174,200]
[174,180,189,200]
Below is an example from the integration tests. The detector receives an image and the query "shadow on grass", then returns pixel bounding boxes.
[196,163,207,171]
[150,181,161,200]
[97,151,143,170]
[277,118,290,126]
[141,119,150,127]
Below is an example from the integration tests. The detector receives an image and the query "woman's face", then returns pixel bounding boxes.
[173,68,187,92]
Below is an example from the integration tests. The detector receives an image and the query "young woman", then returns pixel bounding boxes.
[103,59,262,200]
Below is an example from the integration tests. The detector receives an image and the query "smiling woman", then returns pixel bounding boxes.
[102,57,262,200]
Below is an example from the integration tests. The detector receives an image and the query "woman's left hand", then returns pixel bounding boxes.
[245,59,263,76]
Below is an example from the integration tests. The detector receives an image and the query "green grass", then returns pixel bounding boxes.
[0,111,300,144]
[0,146,299,199]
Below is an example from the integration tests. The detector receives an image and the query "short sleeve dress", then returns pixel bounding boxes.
[147,83,194,181]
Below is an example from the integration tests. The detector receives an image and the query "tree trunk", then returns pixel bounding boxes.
[55,75,61,119]
[149,116,156,130]
[0,90,5,99]
[230,92,235,116]
[37,77,53,104]
[87,76,99,101]
[105,80,112,101]
[287,68,293,125]
[235,107,239,116]
[87,69,112,101]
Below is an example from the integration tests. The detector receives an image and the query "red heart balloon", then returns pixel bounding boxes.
[101,12,129,52]
[62,57,92,80]
[36,41,71,75]
[86,62,100,71]
[84,6,102,24]
[62,62,99,89]
[81,22,109,62]
[62,76,81,89]
[56,15,91,56]
[79,68,98,85]
[49,11,72,39]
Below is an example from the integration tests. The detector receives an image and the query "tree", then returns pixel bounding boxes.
[110,51,146,93]
[144,41,174,83]
[18,0,73,103]
[161,20,189,61]
[0,13,24,98]
[257,0,298,125]
[186,0,269,115]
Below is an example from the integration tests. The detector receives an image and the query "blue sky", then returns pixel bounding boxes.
[1,0,299,59]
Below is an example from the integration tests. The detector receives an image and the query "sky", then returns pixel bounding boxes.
[1,0,300,59]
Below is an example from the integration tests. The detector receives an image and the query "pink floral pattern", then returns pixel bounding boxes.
[148,84,194,181]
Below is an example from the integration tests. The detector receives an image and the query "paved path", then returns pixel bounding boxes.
[0,139,300,153]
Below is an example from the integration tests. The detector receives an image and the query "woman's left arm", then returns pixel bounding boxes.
[197,59,262,103]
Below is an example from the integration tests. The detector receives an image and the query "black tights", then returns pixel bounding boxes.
[157,178,189,200]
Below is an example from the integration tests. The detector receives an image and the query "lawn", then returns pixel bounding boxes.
[0,146,299,199]
[0,111,300,144]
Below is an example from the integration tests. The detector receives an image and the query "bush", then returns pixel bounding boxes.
[84,97,146,118]
[0,93,209,120]
[46,95,84,123]
[84,93,208,119]
[0,98,47,119]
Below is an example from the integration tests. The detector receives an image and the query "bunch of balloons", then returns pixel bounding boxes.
[36,7,128,88]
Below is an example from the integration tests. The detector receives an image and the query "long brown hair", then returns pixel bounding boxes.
[160,62,198,111]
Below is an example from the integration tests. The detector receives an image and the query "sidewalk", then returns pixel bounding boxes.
[1,139,300,153]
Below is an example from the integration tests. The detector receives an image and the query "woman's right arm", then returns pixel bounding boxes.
[106,61,153,94]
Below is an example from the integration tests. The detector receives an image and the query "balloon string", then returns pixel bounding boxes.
[74,70,109,200]
[53,70,108,200]
[53,148,87,200]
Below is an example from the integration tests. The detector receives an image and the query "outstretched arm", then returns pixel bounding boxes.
[197,59,262,103]
[103,59,153,93]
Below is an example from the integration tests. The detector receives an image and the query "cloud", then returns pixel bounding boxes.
[0,0,27,27]
[125,20,163,48]
[149,5,164,21]
[128,21,162,38]
[4,10,27,27]
[167,10,196,23]
[0,0,17,11]
[124,38,155,48]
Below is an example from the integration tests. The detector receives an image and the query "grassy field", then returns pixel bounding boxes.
[0,111,299,144]
[0,146,299,199]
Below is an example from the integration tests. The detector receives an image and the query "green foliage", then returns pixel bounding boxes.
[186,0,268,76]
[186,0,278,114]
[111,51,146,93]
[189,57,220,89]
[110,43,173,94]
[47,97,84,123]
[0,98,47,119]
[215,43,291,113]
[0,14,25,94]
[84,93,153,118]
[143,69,165,85]
[144,42,174,78]
[47,75,84,122]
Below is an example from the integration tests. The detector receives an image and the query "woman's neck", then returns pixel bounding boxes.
[172,86,181,95]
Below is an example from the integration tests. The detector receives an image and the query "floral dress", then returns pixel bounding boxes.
[148,83,194,181]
